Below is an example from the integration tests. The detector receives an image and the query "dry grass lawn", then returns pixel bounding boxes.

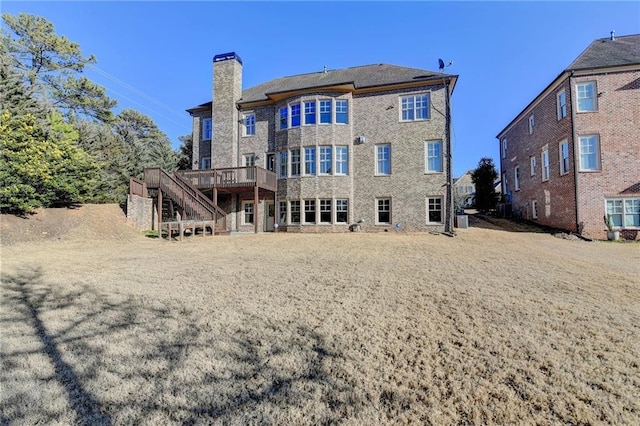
[1,206,639,424]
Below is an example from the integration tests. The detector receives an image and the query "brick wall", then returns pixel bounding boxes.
[574,70,640,240]
[500,78,576,231]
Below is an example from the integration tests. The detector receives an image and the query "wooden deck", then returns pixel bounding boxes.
[176,167,277,193]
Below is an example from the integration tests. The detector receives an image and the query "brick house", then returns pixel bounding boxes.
[496,33,640,240]
[181,52,458,234]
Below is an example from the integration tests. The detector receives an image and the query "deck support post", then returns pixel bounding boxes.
[254,185,259,234]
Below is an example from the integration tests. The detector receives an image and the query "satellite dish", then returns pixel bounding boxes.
[438,58,445,71]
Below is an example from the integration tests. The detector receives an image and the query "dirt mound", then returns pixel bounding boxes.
[0,204,141,246]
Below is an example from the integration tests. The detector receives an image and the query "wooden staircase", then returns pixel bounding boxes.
[131,168,227,238]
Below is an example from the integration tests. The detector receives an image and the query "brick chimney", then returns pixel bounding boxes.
[212,52,243,168]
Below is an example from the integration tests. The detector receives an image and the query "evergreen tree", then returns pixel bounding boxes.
[0,60,99,213]
[471,157,499,213]
[176,134,193,170]
[1,12,116,122]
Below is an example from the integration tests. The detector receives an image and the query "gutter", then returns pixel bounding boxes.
[569,71,581,234]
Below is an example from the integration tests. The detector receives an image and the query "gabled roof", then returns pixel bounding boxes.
[497,33,640,138]
[568,34,640,70]
[241,64,455,104]
[187,63,457,113]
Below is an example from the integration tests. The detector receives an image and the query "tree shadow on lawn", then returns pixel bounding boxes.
[0,266,359,424]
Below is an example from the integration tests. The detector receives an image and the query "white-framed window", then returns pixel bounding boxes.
[335,100,348,124]
[532,200,538,219]
[319,146,332,174]
[530,156,536,176]
[501,138,507,159]
[502,171,508,195]
[290,148,301,176]
[559,140,570,175]
[427,197,443,224]
[514,166,520,191]
[279,107,288,130]
[201,157,211,170]
[243,114,255,136]
[579,135,601,171]
[335,146,348,175]
[336,199,348,223]
[425,141,443,173]
[278,201,287,225]
[319,199,332,223]
[376,144,391,175]
[304,101,316,125]
[542,149,550,181]
[557,89,567,119]
[242,201,254,225]
[290,103,301,127]
[319,100,332,124]
[528,115,535,134]
[202,118,212,140]
[304,147,316,175]
[576,81,597,112]
[304,199,316,224]
[290,200,300,224]
[401,93,430,121]
[376,198,391,224]
[278,151,288,178]
[243,154,255,167]
[466,186,473,194]
[606,198,640,229]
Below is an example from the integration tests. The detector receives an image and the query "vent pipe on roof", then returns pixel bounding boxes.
[610,30,616,41]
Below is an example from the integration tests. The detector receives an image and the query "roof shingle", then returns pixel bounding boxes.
[567,34,640,70]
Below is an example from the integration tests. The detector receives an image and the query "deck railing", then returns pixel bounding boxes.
[129,177,147,198]
[177,167,277,192]
[143,168,226,231]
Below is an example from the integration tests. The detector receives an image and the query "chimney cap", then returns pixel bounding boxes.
[213,52,243,65]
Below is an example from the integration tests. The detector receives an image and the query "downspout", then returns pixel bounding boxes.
[444,78,455,235]
[569,71,581,234]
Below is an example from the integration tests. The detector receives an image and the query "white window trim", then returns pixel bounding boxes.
[426,197,444,224]
[514,166,520,191]
[559,140,570,175]
[289,200,301,224]
[501,138,507,159]
[542,150,550,182]
[243,113,255,136]
[375,144,392,176]
[303,199,316,224]
[241,201,254,225]
[530,156,536,177]
[399,92,431,122]
[576,81,597,112]
[556,89,567,120]
[605,198,640,230]
[319,146,332,175]
[319,199,332,224]
[335,146,349,176]
[425,140,443,173]
[376,198,392,225]
[528,115,535,135]
[578,134,601,172]
[335,199,349,223]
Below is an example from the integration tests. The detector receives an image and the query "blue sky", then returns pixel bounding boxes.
[3,1,639,177]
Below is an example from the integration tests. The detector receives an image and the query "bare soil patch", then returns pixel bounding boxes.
[1,205,639,424]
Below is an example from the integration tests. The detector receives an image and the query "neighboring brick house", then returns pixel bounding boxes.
[186,52,458,233]
[496,33,640,240]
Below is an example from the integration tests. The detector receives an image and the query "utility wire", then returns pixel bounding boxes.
[87,64,187,121]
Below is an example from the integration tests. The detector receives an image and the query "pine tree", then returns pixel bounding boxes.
[471,157,499,213]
